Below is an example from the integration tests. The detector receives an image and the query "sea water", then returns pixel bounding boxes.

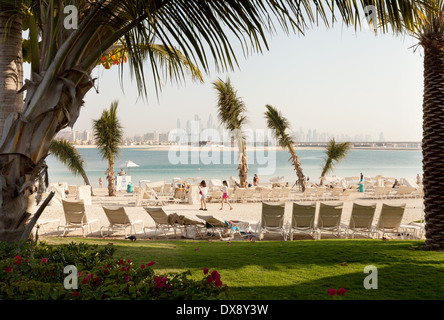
[45,148,423,187]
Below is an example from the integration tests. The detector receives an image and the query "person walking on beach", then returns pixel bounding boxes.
[199,180,208,211]
[360,173,364,182]
[99,177,103,188]
[220,180,233,210]
[253,174,259,186]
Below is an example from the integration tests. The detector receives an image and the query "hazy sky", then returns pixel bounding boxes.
[26,24,424,141]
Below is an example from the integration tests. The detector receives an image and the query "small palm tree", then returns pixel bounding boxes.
[49,139,93,195]
[320,138,352,185]
[213,77,248,187]
[93,101,124,197]
[264,105,305,191]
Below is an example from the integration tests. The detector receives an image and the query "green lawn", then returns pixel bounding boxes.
[44,237,444,300]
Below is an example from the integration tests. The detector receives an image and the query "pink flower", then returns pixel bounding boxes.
[206,276,214,284]
[5,266,12,273]
[123,275,130,283]
[140,264,146,269]
[127,259,132,264]
[215,279,223,287]
[328,288,337,296]
[41,258,48,264]
[147,261,155,267]
[15,255,22,265]
[117,259,124,265]
[337,288,347,296]
[203,268,209,275]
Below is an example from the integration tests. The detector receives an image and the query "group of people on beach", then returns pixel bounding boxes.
[198,179,233,211]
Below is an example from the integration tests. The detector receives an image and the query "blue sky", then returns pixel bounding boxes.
[28,24,424,141]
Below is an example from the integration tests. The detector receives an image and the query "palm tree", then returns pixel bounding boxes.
[213,77,249,187]
[92,101,124,197]
[264,104,306,191]
[48,139,93,194]
[320,138,352,185]
[0,1,433,243]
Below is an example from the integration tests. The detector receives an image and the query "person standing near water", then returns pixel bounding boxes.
[199,180,208,211]
[360,173,364,182]
[220,180,233,210]
[99,177,103,188]
[253,174,259,186]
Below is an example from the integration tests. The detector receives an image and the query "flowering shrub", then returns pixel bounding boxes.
[0,241,229,300]
[328,287,347,297]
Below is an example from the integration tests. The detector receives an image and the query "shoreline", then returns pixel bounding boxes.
[72,145,422,151]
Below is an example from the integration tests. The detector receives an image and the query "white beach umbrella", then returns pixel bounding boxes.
[119,160,139,174]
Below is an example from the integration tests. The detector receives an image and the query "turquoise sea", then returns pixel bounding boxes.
[45,148,423,187]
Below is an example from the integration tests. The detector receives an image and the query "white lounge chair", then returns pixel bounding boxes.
[243,188,256,202]
[231,188,246,203]
[196,215,232,239]
[58,200,99,237]
[76,185,92,205]
[208,190,223,203]
[260,188,272,201]
[143,207,176,238]
[258,202,287,240]
[314,187,327,200]
[269,188,282,201]
[316,202,345,239]
[375,203,406,239]
[100,206,144,237]
[301,187,315,200]
[347,202,377,238]
[289,202,317,240]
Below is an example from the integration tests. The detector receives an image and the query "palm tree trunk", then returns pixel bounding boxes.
[107,157,116,196]
[320,159,332,186]
[421,35,444,250]
[237,140,248,188]
[289,147,305,192]
[0,4,23,135]
[0,5,30,243]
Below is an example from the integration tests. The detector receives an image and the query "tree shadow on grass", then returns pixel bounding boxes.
[227,264,444,300]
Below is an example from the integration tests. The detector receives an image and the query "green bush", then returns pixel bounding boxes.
[0,241,229,300]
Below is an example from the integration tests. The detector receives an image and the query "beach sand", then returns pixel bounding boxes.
[33,188,425,241]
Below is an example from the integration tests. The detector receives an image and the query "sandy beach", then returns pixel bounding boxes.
[34,187,425,241]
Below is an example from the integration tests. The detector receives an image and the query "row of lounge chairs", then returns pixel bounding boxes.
[258,201,424,241]
[370,185,423,199]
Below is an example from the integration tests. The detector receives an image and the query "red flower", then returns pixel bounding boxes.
[82,278,88,285]
[117,259,124,265]
[73,291,79,297]
[140,264,146,269]
[123,275,130,283]
[211,270,220,280]
[337,288,347,296]
[127,259,132,264]
[15,255,22,265]
[215,279,223,287]
[147,261,155,267]
[203,268,209,275]
[206,276,214,284]
[41,258,48,264]
[5,266,12,273]
[328,288,337,296]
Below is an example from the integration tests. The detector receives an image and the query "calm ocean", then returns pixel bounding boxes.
[45,148,423,187]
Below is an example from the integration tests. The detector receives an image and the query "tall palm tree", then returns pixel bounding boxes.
[48,139,93,194]
[213,77,248,187]
[320,138,352,185]
[0,1,434,244]
[92,101,124,197]
[264,105,306,191]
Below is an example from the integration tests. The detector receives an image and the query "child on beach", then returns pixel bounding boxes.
[199,180,208,211]
[220,180,233,210]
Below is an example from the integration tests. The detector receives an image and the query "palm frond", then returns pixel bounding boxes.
[264,104,294,149]
[321,138,352,177]
[49,138,87,178]
[213,77,248,132]
[92,100,124,161]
